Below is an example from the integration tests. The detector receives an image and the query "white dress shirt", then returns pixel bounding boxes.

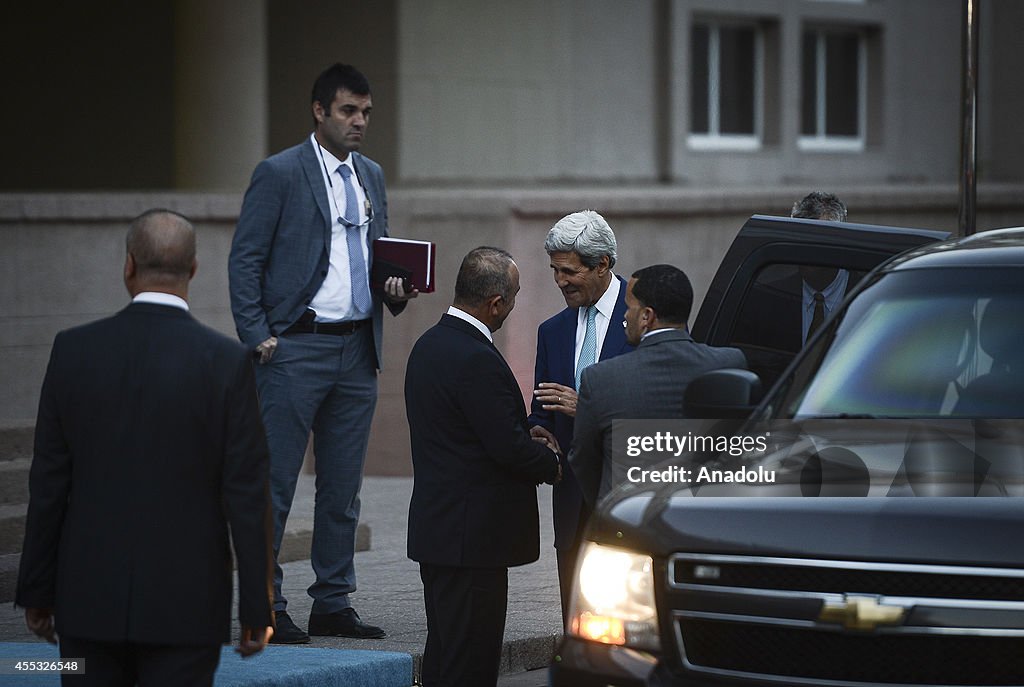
[573,275,620,369]
[132,292,189,311]
[309,133,372,322]
[447,306,493,342]
[801,269,849,344]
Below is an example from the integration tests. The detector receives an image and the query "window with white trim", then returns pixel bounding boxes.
[799,27,866,151]
[689,21,762,150]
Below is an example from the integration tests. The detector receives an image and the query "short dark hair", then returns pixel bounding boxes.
[631,264,694,325]
[312,63,371,111]
[454,247,515,307]
[791,191,848,222]
[126,209,195,280]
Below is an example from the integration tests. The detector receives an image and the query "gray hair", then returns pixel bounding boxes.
[791,192,848,222]
[454,246,516,307]
[543,210,617,269]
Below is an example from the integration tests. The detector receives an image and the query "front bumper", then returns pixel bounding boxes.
[549,637,660,686]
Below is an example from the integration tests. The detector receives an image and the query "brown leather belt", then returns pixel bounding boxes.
[284,318,370,336]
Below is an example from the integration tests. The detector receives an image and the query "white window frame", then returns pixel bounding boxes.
[688,21,764,152]
[798,28,867,152]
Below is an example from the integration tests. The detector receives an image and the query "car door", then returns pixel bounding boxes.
[691,214,949,388]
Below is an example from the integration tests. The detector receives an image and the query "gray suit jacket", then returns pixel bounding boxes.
[569,329,746,505]
[228,137,403,369]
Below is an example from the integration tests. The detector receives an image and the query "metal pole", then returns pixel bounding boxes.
[958,0,979,236]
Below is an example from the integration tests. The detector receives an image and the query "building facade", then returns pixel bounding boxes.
[3,0,1024,474]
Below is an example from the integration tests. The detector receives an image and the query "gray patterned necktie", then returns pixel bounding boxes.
[338,165,371,313]
[575,305,599,390]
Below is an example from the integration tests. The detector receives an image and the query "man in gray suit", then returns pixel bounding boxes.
[229,63,415,643]
[570,264,746,505]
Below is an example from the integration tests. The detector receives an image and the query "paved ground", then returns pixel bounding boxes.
[498,668,549,686]
[0,475,564,684]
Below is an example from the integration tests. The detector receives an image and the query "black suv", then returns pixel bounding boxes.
[550,217,1024,686]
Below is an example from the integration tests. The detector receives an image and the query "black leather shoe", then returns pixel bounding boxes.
[269,610,311,644]
[308,608,386,639]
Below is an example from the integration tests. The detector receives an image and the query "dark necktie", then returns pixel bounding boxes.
[808,291,826,342]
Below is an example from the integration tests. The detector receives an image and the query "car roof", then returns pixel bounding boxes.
[884,226,1024,271]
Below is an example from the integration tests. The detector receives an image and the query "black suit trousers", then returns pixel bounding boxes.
[59,636,220,687]
[419,563,508,687]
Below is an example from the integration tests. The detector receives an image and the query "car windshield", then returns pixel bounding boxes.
[769,267,1024,419]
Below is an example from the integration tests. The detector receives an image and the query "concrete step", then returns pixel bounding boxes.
[0,554,17,606]
[0,506,24,557]
[278,522,371,566]
[0,425,33,463]
[0,642,414,687]
[0,524,370,604]
[0,461,30,506]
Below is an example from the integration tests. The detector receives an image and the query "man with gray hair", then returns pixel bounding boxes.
[792,190,848,222]
[791,191,850,343]
[733,191,851,386]
[528,210,633,619]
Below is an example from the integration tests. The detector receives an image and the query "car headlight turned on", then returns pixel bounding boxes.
[569,541,660,651]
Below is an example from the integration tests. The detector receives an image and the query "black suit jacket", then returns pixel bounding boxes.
[405,314,559,568]
[16,302,274,645]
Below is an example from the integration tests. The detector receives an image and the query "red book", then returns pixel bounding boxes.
[371,237,437,293]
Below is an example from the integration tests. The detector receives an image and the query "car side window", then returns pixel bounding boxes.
[727,262,865,389]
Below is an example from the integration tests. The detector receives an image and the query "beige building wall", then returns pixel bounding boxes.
[5,187,1024,475]
[397,0,660,184]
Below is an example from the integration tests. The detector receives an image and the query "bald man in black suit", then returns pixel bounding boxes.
[16,210,274,687]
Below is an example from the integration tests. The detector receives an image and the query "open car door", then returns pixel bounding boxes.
[691,214,949,389]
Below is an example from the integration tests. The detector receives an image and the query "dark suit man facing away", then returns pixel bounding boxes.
[16,210,274,687]
[571,264,747,505]
[406,247,561,687]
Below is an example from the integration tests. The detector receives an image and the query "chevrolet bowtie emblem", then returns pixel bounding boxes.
[818,595,907,631]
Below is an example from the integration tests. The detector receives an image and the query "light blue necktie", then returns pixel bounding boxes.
[338,165,372,313]
[575,305,599,390]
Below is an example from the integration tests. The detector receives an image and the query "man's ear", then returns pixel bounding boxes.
[596,254,611,274]
[189,258,198,281]
[124,253,136,281]
[312,101,326,124]
[641,306,656,330]
[487,294,504,316]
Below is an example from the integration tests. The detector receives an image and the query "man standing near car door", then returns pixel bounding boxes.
[570,264,747,505]
[732,191,850,386]
[229,63,416,644]
[791,192,850,344]
[528,210,633,620]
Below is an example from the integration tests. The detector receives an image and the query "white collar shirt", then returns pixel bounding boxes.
[132,292,189,311]
[309,133,372,322]
[447,306,493,342]
[801,269,849,344]
[574,275,620,368]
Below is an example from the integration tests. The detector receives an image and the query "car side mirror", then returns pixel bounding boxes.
[684,368,763,419]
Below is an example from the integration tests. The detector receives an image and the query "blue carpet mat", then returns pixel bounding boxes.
[0,642,412,686]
